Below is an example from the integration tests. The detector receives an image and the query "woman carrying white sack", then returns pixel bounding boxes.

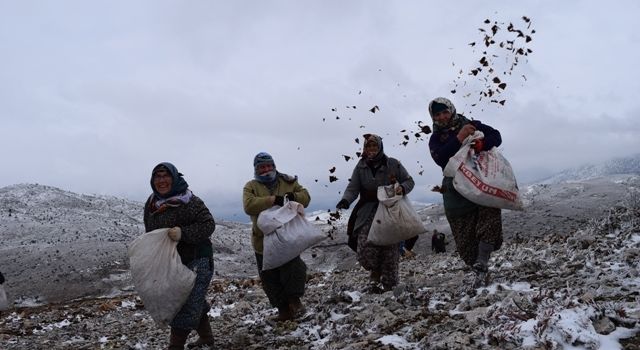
[427,97,503,288]
[243,152,311,322]
[143,162,216,349]
[336,134,415,293]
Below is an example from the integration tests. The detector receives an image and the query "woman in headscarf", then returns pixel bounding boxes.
[427,97,503,287]
[143,162,216,349]
[336,134,415,292]
[242,152,311,322]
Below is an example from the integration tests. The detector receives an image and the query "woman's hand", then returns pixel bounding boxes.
[457,124,476,142]
[336,199,349,209]
[168,227,182,241]
[395,185,404,196]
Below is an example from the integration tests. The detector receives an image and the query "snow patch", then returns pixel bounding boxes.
[376,334,416,349]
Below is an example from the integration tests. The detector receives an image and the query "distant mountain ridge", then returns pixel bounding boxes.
[536,153,640,184]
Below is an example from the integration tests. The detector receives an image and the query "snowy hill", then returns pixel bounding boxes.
[537,153,640,184]
[0,184,257,305]
[1,174,639,349]
[0,183,143,247]
[1,171,639,349]
[0,184,144,305]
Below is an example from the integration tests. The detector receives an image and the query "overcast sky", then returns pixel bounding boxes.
[1,1,639,220]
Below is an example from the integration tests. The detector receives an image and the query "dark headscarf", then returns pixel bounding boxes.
[150,162,189,199]
[363,134,386,166]
[428,97,470,133]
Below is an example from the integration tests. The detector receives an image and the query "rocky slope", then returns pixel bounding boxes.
[1,175,639,349]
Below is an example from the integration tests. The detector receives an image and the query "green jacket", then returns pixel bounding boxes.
[243,173,311,254]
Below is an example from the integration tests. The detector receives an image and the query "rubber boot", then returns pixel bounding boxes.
[168,328,190,350]
[473,241,494,272]
[472,241,494,288]
[370,270,381,284]
[272,304,294,322]
[288,297,306,318]
[187,312,214,348]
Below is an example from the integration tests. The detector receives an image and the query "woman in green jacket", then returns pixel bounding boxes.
[243,152,311,321]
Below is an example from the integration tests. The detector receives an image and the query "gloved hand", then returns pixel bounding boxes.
[284,192,296,202]
[336,199,349,210]
[274,195,285,206]
[168,227,182,241]
[472,138,484,153]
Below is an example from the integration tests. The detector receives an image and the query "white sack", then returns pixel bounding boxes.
[367,184,426,245]
[0,285,9,311]
[257,201,327,270]
[444,131,523,210]
[128,228,196,328]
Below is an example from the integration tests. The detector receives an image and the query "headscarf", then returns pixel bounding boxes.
[253,152,277,184]
[428,97,470,132]
[363,134,386,166]
[150,162,190,199]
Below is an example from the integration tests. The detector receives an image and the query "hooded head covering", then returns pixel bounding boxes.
[253,152,277,184]
[150,162,189,199]
[430,101,450,116]
[362,133,386,165]
[428,97,469,132]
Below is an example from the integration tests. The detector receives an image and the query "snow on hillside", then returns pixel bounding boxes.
[1,179,639,349]
[537,154,640,185]
[1,161,640,349]
[0,183,143,247]
[0,184,257,305]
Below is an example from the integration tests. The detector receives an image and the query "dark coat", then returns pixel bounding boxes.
[429,118,502,169]
[143,194,215,265]
[429,118,502,218]
[340,156,415,251]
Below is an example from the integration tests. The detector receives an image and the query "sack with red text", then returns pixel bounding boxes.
[444,131,523,210]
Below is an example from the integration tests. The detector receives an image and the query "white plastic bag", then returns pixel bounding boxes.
[128,228,196,328]
[0,285,9,311]
[444,131,523,210]
[257,201,327,270]
[367,184,426,245]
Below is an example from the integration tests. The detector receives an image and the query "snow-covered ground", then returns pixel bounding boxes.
[0,172,639,349]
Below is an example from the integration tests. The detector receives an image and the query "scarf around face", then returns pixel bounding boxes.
[150,162,189,199]
[255,170,277,184]
[152,189,193,212]
[253,152,277,184]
